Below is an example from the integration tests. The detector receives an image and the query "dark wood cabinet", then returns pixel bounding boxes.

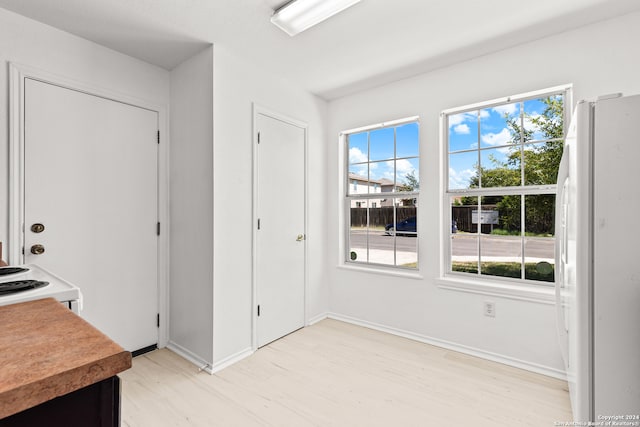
[0,376,121,427]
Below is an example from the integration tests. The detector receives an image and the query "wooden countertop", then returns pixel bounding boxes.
[0,298,132,419]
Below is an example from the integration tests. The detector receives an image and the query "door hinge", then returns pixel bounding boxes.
[157,130,160,144]
[157,313,160,327]
[257,218,261,230]
[257,305,261,317]
[257,132,261,144]
[21,247,25,255]
[156,222,161,236]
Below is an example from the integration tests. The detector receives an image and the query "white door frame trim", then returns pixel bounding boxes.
[8,62,170,348]
[251,103,309,351]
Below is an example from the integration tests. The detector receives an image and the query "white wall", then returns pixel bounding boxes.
[327,11,640,375]
[169,46,214,365]
[212,44,328,366]
[0,8,170,260]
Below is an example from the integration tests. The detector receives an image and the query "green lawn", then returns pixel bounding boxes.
[452,261,554,282]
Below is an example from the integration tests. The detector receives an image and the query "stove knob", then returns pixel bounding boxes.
[30,244,45,255]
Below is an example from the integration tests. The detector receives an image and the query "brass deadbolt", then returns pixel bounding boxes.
[30,244,45,255]
[31,223,45,233]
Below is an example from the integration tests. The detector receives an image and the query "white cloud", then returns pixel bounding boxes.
[448,110,488,129]
[448,113,468,127]
[396,159,417,181]
[349,147,367,164]
[374,160,417,184]
[449,167,475,190]
[481,128,511,147]
[492,104,518,116]
[350,164,367,177]
[453,124,470,135]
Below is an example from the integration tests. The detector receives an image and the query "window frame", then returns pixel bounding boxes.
[441,85,572,289]
[342,116,420,271]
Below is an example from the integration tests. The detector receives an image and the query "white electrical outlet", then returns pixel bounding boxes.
[484,301,496,317]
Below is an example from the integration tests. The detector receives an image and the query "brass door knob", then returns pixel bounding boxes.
[296,234,305,242]
[30,244,45,255]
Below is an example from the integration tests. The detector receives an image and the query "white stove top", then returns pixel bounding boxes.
[0,264,82,308]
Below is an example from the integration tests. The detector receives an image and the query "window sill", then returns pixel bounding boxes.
[436,275,556,304]
[337,263,424,280]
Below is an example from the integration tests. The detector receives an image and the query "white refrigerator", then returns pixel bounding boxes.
[555,94,640,422]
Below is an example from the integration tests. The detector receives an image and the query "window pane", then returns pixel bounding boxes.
[524,141,563,186]
[451,195,475,233]
[396,158,419,192]
[348,131,368,164]
[369,160,393,183]
[482,195,521,235]
[349,207,368,264]
[524,238,554,282]
[370,127,394,161]
[525,194,555,236]
[348,167,368,195]
[451,196,477,273]
[449,151,477,190]
[523,96,564,142]
[480,103,519,149]
[365,206,391,266]
[480,147,520,187]
[524,194,555,282]
[448,111,478,152]
[382,202,417,267]
[479,195,522,279]
[396,122,419,158]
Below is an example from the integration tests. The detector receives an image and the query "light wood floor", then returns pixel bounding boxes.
[120,319,572,426]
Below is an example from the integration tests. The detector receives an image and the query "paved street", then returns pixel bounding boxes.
[450,234,554,261]
[349,229,417,252]
[349,229,555,264]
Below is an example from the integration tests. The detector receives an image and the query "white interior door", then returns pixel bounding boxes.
[256,112,305,348]
[23,78,159,352]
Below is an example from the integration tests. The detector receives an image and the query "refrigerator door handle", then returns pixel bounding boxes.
[555,144,570,364]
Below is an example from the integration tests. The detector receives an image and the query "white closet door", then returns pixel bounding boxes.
[256,112,306,347]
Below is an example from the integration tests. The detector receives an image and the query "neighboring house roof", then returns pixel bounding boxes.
[348,172,383,184]
[348,173,403,191]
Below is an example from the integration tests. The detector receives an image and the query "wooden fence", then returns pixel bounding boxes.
[452,205,496,233]
[350,207,416,228]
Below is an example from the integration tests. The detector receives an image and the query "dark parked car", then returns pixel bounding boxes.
[385,217,416,236]
[385,218,457,236]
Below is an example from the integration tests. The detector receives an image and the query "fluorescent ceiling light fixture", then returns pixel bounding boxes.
[271,0,362,36]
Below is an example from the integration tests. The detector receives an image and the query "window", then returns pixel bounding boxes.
[343,117,420,269]
[444,86,570,285]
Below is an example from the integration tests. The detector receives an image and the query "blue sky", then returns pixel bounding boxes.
[448,98,551,189]
[348,122,419,185]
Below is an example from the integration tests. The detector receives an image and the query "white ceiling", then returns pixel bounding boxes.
[1,0,639,100]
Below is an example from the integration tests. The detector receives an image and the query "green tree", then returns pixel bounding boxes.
[402,170,419,191]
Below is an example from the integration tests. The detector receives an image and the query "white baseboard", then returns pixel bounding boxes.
[327,312,567,381]
[307,312,329,326]
[166,341,212,372]
[210,347,254,374]
[167,342,254,375]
